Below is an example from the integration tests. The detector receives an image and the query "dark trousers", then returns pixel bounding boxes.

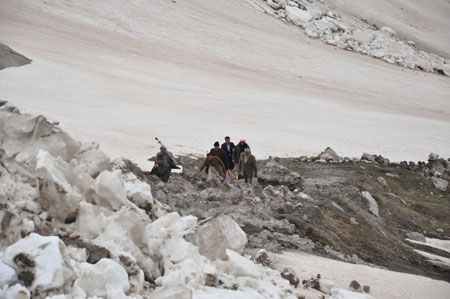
[244,174,253,183]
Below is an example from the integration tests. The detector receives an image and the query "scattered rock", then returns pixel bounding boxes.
[377,176,390,190]
[258,158,304,190]
[406,232,426,242]
[361,191,379,217]
[431,176,448,191]
[280,267,299,288]
[361,153,376,163]
[349,280,361,291]
[317,147,343,162]
[254,249,272,268]
[363,285,371,293]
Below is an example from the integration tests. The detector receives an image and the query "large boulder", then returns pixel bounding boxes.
[258,158,304,190]
[360,153,376,163]
[2,233,75,293]
[185,215,247,260]
[317,147,342,162]
[361,191,379,217]
[431,177,448,192]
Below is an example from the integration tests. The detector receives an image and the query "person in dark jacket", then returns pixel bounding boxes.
[156,146,177,169]
[209,141,228,170]
[233,138,250,165]
[221,136,235,170]
[200,154,226,177]
[238,148,257,183]
[150,157,171,182]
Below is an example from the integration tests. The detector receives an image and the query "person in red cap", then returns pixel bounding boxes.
[232,138,250,166]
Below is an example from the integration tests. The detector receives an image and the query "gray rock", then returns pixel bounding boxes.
[281,267,299,288]
[349,280,361,292]
[317,147,342,162]
[361,191,379,217]
[254,249,272,268]
[0,42,32,70]
[431,176,448,191]
[361,153,376,163]
[406,232,426,242]
[258,158,304,190]
[428,153,439,161]
[363,285,371,293]
[377,177,390,190]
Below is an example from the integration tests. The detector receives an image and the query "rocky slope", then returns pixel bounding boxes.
[152,148,450,283]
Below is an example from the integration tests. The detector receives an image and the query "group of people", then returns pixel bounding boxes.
[150,136,257,183]
[199,137,257,183]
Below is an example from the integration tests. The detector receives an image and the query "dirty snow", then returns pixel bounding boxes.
[274,251,450,299]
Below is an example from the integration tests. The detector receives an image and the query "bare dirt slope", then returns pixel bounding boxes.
[0,0,449,168]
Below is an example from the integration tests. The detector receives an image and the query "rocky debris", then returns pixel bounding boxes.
[363,285,371,293]
[185,215,248,260]
[317,147,342,163]
[258,157,304,190]
[280,267,299,288]
[431,176,448,192]
[252,0,450,76]
[0,42,32,70]
[302,274,336,295]
[361,191,379,217]
[360,153,376,164]
[0,109,300,298]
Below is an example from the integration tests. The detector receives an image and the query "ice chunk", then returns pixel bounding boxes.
[93,170,128,211]
[186,215,247,260]
[3,233,74,292]
[72,258,130,298]
[285,6,312,24]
